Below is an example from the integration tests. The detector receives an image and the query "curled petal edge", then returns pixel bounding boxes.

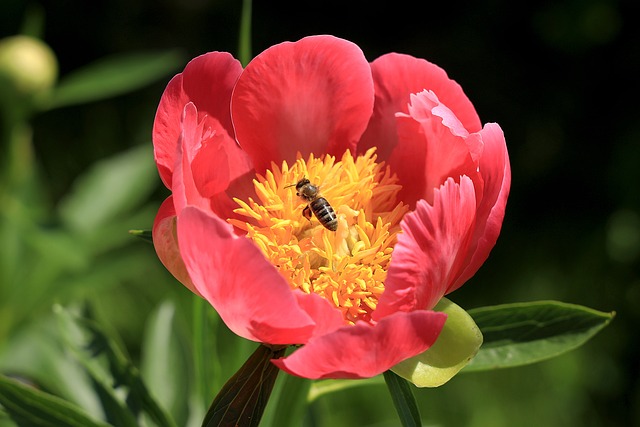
[153,51,242,188]
[450,123,511,292]
[272,310,447,379]
[374,176,477,319]
[386,90,480,208]
[358,53,482,163]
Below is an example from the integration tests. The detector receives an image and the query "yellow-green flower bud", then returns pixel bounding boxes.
[0,35,58,108]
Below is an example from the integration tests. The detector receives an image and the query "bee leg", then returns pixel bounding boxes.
[302,206,313,222]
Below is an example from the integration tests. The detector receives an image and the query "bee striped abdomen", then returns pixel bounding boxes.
[309,197,338,231]
[289,177,338,232]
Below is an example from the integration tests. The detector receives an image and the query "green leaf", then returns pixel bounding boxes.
[191,295,218,417]
[0,314,104,417]
[54,305,177,427]
[307,377,383,402]
[383,371,421,427]
[391,298,483,387]
[140,301,190,426]
[0,374,113,427]
[44,50,184,110]
[203,345,285,427]
[57,144,158,235]
[464,300,615,372]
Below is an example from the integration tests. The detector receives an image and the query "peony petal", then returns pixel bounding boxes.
[293,292,345,338]
[152,197,201,296]
[188,113,256,223]
[153,74,188,188]
[172,103,214,215]
[172,103,256,227]
[177,207,317,345]
[450,123,511,291]
[358,53,482,161]
[374,177,477,320]
[190,124,253,198]
[231,35,374,173]
[392,298,482,387]
[272,310,447,379]
[180,52,242,137]
[389,90,479,208]
[153,52,242,188]
[411,90,483,163]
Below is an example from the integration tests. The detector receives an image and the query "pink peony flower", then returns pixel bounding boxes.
[152,35,510,380]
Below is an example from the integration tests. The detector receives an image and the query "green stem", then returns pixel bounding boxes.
[383,370,422,427]
[268,373,310,427]
[192,295,208,408]
[1,116,34,197]
[0,112,36,339]
[237,0,252,66]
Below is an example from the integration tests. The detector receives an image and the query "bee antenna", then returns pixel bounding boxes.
[285,176,308,188]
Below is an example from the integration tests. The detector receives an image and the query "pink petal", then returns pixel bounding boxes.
[172,103,214,215]
[152,197,201,296]
[293,292,345,338]
[180,52,242,136]
[449,123,511,291]
[171,102,256,224]
[188,112,256,223]
[171,101,256,225]
[389,90,479,208]
[177,207,317,345]
[231,35,374,173]
[153,52,242,188]
[374,177,477,320]
[190,125,253,198]
[153,74,188,188]
[358,53,482,161]
[272,310,447,379]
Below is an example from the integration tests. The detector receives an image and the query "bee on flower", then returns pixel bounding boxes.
[288,177,338,231]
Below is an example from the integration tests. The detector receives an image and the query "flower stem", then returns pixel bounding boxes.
[383,370,422,427]
[192,294,208,408]
[237,0,252,67]
[268,373,310,427]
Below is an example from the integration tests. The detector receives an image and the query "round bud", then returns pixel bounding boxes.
[0,35,58,108]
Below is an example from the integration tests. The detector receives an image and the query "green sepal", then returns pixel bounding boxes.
[392,298,483,387]
[128,229,153,243]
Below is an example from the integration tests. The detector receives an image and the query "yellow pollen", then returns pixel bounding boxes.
[228,148,408,325]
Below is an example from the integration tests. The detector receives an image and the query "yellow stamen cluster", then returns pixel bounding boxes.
[229,148,408,324]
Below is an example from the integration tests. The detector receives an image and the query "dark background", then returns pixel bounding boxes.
[1,0,638,425]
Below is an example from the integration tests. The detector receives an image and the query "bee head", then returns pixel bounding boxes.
[295,178,311,191]
[286,177,318,201]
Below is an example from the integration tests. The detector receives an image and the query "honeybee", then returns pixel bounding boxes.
[289,178,338,231]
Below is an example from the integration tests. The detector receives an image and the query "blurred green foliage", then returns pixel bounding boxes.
[0,0,637,426]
